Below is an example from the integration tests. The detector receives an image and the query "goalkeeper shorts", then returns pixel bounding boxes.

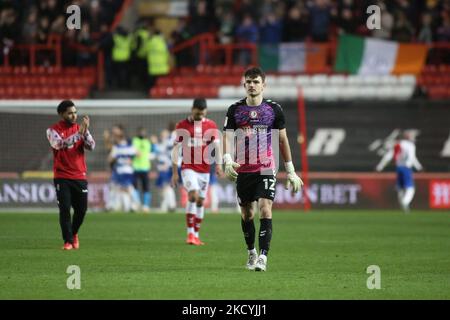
[236,172,276,206]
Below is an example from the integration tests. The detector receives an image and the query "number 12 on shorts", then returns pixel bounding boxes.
[263,178,275,190]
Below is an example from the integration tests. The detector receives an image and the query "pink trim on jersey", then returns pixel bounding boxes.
[236,155,276,173]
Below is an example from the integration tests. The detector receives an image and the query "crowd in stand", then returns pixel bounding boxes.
[1,0,449,89]
[172,0,450,47]
[0,0,123,65]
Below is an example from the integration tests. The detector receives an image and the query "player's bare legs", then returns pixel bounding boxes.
[185,190,198,244]
[241,202,258,270]
[194,196,205,245]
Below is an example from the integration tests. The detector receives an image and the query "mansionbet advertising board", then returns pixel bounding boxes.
[1,174,449,210]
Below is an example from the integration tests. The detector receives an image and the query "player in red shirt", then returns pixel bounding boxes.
[171,98,222,246]
[46,100,95,250]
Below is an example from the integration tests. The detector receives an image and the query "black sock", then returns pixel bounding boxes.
[241,218,255,250]
[259,218,272,256]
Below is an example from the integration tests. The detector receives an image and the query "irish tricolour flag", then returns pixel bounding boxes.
[334,34,428,75]
[259,43,328,72]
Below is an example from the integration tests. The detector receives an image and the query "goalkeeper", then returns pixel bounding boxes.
[222,67,303,272]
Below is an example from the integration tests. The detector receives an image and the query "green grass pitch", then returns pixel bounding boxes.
[0,210,449,299]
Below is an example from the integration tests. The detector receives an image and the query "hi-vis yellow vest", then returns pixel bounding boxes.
[135,29,150,59]
[146,35,170,76]
[112,34,132,62]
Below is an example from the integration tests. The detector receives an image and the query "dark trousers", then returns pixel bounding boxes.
[112,61,130,89]
[54,179,88,243]
[133,171,149,192]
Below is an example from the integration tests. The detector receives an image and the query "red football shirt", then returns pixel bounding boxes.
[175,117,219,173]
[46,120,95,180]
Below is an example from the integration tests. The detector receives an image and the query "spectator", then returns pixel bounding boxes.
[259,12,283,44]
[392,10,415,42]
[282,5,309,42]
[217,10,236,44]
[146,28,170,92]
[337,7,358,35]
[0,5,19,43]
[235,14,258,65]
[187,0,217,37]
[21,8,38,44]
[436,12,450,41]
[61,28,78,65]
[89,0,102,33]
[77,22,94,67]
[170,18,194,67]
[112,26,132,88]
[308,0,332,42]
[392,0,417,29]
[49,15,66,36]
[371,1,394,39]
[234,0,260,23]
[417,13,434,43]
[132,19,151,90]
[36,16,50,44]
[97,23,114,88]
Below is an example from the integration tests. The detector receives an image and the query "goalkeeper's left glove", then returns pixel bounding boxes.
[285,161,303,193]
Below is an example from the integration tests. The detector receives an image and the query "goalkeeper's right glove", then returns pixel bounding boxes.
[285,161,303,193]
[223,153,240,182]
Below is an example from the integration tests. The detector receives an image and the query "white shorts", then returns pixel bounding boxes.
[181,169,210,199]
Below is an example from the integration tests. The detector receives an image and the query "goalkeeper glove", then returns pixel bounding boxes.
[285,161,303,193]
[223,153,240,182]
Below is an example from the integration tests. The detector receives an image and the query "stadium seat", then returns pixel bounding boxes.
[398,74,416,86]
[231,65,245,75]
[224,75,241,85]
[172,76,184,85]
[358,86,377,99]
[310,74,328,86]
[218,85,240,98]
[376,86,395,99]
[13,66,28,75]
[328,75,346,86]
[267,86,297,99]
[346,75,363,86]
[327,86,343,100]
[277,75,296,86]
[302,86,323,100]
[362,75,381,86]
[379,75,398,85]
[339,86,359,100]
[264,75,277,86]
[295,75,311,86]
[393,85,414,100]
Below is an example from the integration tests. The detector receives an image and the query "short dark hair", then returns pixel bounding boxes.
[244,67,266,82]
[57,100,75,114]
[168,121,176,131]
[192,98,207,110]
